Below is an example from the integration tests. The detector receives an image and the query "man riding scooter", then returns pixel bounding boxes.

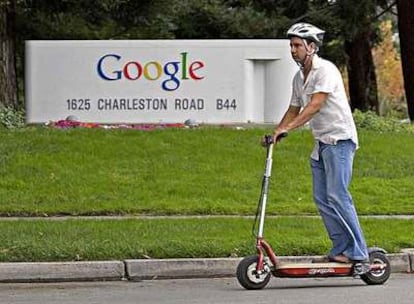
[273,22,370,273]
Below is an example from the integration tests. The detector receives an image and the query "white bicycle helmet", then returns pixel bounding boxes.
[287,23,325,46]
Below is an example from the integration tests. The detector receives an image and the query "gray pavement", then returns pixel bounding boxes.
[2,274,414,304]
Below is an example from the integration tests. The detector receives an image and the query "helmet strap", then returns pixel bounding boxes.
[296,39,315,69]
[303,39,316,56]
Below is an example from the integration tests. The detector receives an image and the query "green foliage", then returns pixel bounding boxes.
[353,109,414,133]
[0,106,25,129]
[170,0,288,39]
[16,0,174,40]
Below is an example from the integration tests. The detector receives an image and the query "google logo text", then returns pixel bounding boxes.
[96,52,205,91]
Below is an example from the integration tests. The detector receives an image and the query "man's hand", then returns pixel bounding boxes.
[273,129,288,143]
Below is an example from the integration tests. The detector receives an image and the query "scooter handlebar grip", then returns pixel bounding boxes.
[262,132,288,147]
[264,135,274,145]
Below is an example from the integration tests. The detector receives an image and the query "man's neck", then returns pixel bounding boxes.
[302,54,314,80]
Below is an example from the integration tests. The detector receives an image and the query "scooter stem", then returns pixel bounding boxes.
[257,142,274,238]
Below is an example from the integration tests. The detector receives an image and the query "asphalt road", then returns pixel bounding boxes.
[1,274,413,304]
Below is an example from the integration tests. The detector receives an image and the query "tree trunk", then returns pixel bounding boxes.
[0,0,18,108]
[344,30,378,113]
[396,0,414,122]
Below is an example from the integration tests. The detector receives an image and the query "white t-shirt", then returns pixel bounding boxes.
[289,55,358,160]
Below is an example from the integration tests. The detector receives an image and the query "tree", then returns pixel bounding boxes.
[373,20,405,116]
[396,0,414,122]
[169,0,287,39]
[332,0,379,113]
[16,0,174,40]
[0,0,18,108]
[344,29,379,113]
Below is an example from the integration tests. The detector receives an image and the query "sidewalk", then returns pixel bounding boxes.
[0,251,412,283]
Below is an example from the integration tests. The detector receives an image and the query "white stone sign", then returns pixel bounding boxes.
[25,40,297,124]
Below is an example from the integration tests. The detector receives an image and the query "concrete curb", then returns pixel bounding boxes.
[125,258,242,280]
[0,252,412,283]
[0,261,125,283]
[401,248,414,272]
[387,253,412,273]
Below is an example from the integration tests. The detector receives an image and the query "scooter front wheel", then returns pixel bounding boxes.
[360,251,391,285]
[236,255,271,290]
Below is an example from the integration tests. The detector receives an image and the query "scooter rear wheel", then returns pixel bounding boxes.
[236,255,271,290]
[360,251,391,285]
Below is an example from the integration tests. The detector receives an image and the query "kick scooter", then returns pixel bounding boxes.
[236,133,391,290]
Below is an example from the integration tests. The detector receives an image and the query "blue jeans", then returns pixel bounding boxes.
[311,140,368,261]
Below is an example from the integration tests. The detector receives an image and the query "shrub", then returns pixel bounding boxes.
[0,106,25,129]
[353,109,413,133]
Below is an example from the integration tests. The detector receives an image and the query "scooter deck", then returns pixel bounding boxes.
[274,262,353,277]
[276,262,353,269]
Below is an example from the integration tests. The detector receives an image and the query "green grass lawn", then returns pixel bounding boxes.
[0,125,413,262]
[0,217,412,262]
[0,126,413,216]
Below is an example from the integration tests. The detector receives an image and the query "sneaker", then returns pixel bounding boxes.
[329,254,351,263]
[312,256,330,263]
[312,254,351,263]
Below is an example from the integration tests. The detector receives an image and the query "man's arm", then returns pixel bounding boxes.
[275,105,300,131]
[273,105,300,140]
[274,92,328,136]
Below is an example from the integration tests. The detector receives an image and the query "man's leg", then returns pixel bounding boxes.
[321,140,368,261]
[311,155,350,257]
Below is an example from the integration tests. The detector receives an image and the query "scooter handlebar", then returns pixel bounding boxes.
[263,132,288,146]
